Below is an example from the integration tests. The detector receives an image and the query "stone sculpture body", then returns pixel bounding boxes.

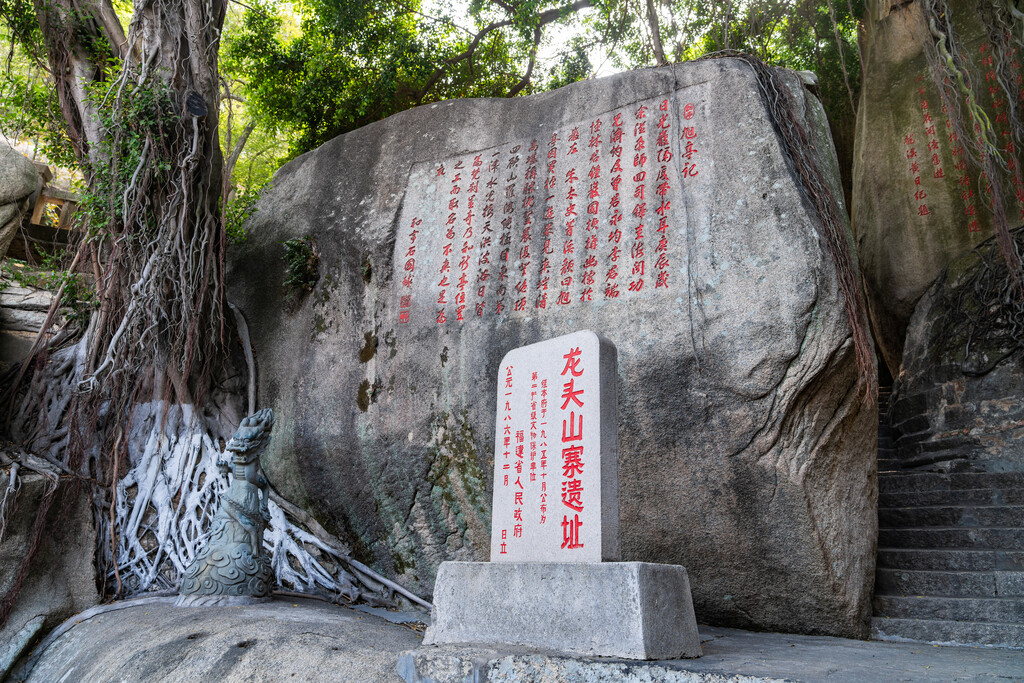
[177,408,275,605]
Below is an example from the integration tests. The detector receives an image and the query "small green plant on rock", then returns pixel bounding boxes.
[224,182,268,244]
[282,236,319,299]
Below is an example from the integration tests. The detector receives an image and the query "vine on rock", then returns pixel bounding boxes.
[920,0,1024,296]
[703,51,877,399]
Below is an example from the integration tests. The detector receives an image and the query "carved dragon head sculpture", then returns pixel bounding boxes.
[226,408,275,465]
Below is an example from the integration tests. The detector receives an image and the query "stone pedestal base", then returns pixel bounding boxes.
[423,561,701,660]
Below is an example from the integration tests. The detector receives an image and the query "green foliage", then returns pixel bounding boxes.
[0,0,44,62]
[222,0,566,155]
[0,27,77,168]
[50,267,97,327]
[217,0,864,174]
[546,40,593,91]
[594,0,861,125]
[224,182,268,243]
[282,236,319,297]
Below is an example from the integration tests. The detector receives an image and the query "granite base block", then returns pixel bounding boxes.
[422,561,701,660]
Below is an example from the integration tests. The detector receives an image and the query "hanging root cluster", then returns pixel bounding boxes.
[702,50,876,399]
[933,226,1024,376]
[920,0,1024,295]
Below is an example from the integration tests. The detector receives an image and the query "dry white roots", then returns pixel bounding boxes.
[109,400,366,602]
[6,339,428,611]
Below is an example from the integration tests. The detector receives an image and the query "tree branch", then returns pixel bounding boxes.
[225,121,255,180]
[415,0,593,104]
[507,26,542,97]
[646,0,667,66]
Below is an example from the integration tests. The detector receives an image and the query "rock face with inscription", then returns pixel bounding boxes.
[228,58,877,638]
[853,0,1024,372]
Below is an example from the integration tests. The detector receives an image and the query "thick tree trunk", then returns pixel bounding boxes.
[7,0,230,606]
[645,0,667,66]
[30,0,122,165]
[4,0,424,614]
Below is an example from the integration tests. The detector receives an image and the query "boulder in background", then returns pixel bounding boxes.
[853,0,1024,373]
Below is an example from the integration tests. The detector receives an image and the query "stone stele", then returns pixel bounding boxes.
[423,561,701,660]
[490,330,618,562]
[427,331,699,659]
[853,0,1024,372]
[228,58,877,638]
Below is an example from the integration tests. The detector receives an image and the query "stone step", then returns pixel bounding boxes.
[873,595,1024,622]
[879,471,1024,494]
[879,505,1024,528]
[879,527,1024,550]
[875,569,1024,598]
[871,617,1024,649]
[879,488,1024,508]
[878,549,1024,572]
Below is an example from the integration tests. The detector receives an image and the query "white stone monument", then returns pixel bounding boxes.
[490,330,618,563]
[424,330,701,660]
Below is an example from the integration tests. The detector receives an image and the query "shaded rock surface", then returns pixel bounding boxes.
[17,597,422,682]
[0,143,41,260]
[852,0,1024,372]
[890,228,1024,472]
[0,285,57,370]
[0,474,99,678]
[228,59,877,637]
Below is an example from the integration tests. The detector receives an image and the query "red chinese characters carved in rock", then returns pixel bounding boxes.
[398,216,422,323]
[559,346,585,549]
[499,364,514,553]
[626,103,649,294]
[411,97,688,325]
[604,112,625,299]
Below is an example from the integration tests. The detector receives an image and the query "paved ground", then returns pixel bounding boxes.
[401,626,1024,682]
[10,597,1024,682]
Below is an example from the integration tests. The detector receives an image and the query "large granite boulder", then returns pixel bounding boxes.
[890,227,1024,472]
[0,143,41,260]
[853,0,1024,373]
[0,475,99,678]
[228,59,877,637]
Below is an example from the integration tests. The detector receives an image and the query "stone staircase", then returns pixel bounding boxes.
[873,469,1024,648]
